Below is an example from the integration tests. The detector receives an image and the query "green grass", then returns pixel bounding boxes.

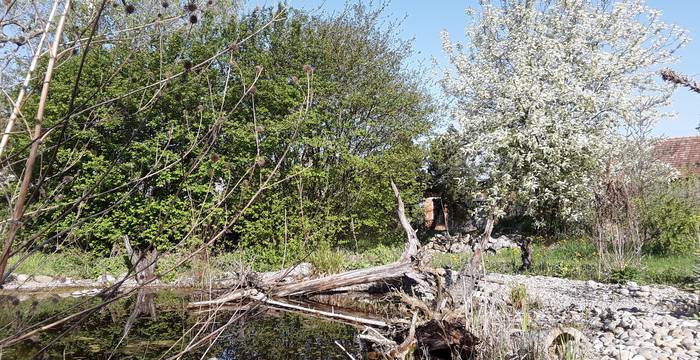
[431,251,471,269]
[482,239,696,286]
[6,244,406,281]
[9,250,129,279]
[7,239,695,287]
[8,250,185,281]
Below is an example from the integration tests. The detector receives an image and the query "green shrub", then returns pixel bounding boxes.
[309,246,348,275]
[641,194,699,255]
[510,284,528,310]
[431,252,470,269]
[609,266,640,284]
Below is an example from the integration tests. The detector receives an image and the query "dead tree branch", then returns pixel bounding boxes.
[661,68,700,94]
[0,0,71,284]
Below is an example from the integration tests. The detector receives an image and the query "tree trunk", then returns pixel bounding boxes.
[519,236,532,272]
[124,235,158,285]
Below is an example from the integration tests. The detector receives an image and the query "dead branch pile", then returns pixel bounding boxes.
[187,180,482,359]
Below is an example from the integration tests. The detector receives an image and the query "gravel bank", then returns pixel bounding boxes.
[473,273,700,360]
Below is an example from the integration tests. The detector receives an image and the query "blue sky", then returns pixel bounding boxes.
[249,0,699,137]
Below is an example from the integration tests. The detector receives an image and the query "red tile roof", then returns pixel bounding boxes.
[653,136,700,177]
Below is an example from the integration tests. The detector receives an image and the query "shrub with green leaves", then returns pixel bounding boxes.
[641,192,699,256]
[10,3,433,264]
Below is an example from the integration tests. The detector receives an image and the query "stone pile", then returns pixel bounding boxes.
[616,281,653,299]
[593,307,700,360]
[423,233,473,253]
[424,233,521,254]
[470,274,700,360]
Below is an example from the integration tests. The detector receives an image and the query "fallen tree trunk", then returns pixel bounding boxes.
[188,180,480,359]
[190,288,389,328]
[271,260,415,297]
[196,179,424,303]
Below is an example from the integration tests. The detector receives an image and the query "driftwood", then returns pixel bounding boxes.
[543,326,587,360]
[391,180,421,262]
[190,288,388,328]
[124,235,158,285]
[415,318,480,360]
[466,217,494,275]
[519,236,533,271]
[193,179,424,304]
[188,180,480,359]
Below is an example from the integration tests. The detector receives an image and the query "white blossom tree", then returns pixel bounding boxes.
[440,0,688,230]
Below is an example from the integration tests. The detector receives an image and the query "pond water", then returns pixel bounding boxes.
[0,290,365,359]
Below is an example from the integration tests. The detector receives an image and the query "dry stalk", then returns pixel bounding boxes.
[0,0,71,283]
[0,0,60,157]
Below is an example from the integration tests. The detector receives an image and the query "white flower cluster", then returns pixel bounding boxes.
[441,0,688,226]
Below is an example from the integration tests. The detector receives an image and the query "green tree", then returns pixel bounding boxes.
[8,3,433,268]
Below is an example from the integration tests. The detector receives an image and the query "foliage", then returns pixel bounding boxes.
[639,177,700,255]
[9,250,128,279]
[7,3,433,264]
[424,126,478,226]
[308,245,348,275]
[431,251,471,269]
[230,4,433,265]
[609,266,641,284]
[7,251,197,280]
[440,0,688,232]
[484,237,695,285]
[509,284,528,310]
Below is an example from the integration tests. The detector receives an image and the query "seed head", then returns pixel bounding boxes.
[189,14,198,24]
[249,85,257,95]
[125,4,135,14]
[186,2,197,12]
[255,65,263,74]
[210,153,220,163]
[161,1,169,8]
[255,156,266,167]
[303,64,314,74]
[255,125,264,133]
[228,42,240,53]
[183,59,193,71]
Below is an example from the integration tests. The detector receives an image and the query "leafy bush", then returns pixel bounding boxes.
[608,266,641,284]
[641,194,699,255]
[309,246,348,275]
[509,284,528,310]
[19,3,433,263]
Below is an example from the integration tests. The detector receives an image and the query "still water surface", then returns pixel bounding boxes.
[0,290,362,359]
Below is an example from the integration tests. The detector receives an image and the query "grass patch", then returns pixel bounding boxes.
[483,238,696,286]
[8,239,695,287]
[431,251,470,269]
[9,251,183,281]
[509,284,528,310]
[9,250,128,279]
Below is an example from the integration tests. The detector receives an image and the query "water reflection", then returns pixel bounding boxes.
[0,290,361,359]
